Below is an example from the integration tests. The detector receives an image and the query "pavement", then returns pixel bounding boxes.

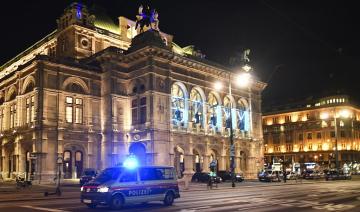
[0,177,350,203]
[0,179,360,211]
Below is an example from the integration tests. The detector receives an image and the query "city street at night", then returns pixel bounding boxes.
[1,179,360,211]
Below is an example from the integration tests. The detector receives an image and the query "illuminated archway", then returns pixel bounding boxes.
[207,92,221,132]
[171,83,188,127]
[237,98,250,132]
[190,87,205,128]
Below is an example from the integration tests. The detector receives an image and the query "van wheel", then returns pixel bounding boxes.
[111,195,124,210]
[86,203,97,209]
[164,192,174,206]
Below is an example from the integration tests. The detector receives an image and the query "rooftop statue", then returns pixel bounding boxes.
[135,5,160,33]
[241,49,251,63]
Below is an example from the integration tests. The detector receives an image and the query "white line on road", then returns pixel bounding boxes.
[21,205,70,212]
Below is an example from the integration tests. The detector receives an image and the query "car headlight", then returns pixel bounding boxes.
[97,186,109,193]
[80,186,84,192]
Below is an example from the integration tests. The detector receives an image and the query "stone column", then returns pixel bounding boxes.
[183,153,194,189]
[235,156,241,173]
[182,138,194,190]
[202,155,210,172]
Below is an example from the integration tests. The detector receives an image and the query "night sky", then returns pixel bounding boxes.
[1,0,359,107]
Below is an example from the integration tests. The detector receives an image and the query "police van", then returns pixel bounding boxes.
[80,165,180,209]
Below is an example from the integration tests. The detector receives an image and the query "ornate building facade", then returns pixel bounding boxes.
[0,3,266,183]
[263,95,360,171]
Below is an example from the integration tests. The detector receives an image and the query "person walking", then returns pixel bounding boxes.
[283,171,287,183]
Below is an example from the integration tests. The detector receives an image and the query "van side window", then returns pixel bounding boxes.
[119,170,137,182]
[139,168,174,181]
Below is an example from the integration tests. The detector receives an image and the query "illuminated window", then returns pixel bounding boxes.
[65,97,73,123]
[207,93,219,130]
[190,89,203,127]
[26,96,35,124]
[285,115,291,122]
[139,97,146,124]
[10,104,17,128]
[286,144,292,152]
[237,99,249,132]
[65,97,83,124]
[318,143,322,150]
[131,97,147,125]
[309,143,313,150]
[75,98,83,124]
[223,96,233,129]
[299,144,304,151]
[339,120,344,127]
[171,84,186,126]
[272,117,278,124]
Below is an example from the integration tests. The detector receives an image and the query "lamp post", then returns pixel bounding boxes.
[215,67,251,188]
[321,108,351,170]
[333,109,339,171]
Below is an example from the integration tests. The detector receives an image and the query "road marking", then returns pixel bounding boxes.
[21,205,69,212]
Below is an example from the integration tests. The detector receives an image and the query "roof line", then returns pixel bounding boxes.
[0,30,57,71]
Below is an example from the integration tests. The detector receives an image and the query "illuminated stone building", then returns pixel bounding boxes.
[263,95,360,170]
[0,3,266,183]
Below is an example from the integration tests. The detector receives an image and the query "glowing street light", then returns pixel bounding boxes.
[236,72,251,88]
[214,81,223,91]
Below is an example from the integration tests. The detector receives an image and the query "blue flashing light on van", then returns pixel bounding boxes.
[123,155,139,169]
[80,166,180,209]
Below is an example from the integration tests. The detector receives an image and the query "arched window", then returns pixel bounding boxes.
[190,88,203,127]
[207,93,220,131]
[223,97,233,129]
[237,99,250,132]
[8,91,16,101]
[24,82,34,94]
[171,84,186,126]
[65,83,85,94]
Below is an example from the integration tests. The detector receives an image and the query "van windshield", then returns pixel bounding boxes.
[95,168,121,183]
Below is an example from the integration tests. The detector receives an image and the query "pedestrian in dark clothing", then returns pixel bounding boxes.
[283,171,287,183]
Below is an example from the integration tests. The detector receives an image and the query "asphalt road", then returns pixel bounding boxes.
[0,180,359,211]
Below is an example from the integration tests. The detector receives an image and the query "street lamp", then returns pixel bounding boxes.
[320,109,351,170]
[214,65,251,188]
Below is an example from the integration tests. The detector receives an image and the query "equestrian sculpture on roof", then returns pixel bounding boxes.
[135,5,160,33]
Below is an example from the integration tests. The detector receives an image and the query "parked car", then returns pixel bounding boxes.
[258,170,282,182]
[191,172,222,183]
[80,168,97,186]
[286,171,297,180]
[302,170,322,179]
[217,171,244,182]
[325,169,351,181]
